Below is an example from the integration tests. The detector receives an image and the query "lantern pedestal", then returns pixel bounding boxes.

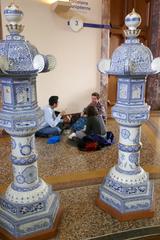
[97,9,155,221]
[0,207,62,240]
[0,3,60,239]
[0,182,61,238]
[96,195,154,221]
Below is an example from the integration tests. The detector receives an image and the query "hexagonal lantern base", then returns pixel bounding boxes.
[0,208,62,240]
[96,198,154,222]
[0,187,62,239]
[96,177,154,221]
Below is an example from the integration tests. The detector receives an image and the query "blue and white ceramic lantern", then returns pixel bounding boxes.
[4,3,23,23]
[125,8,141,30]
[0,3,59,238]
[98,9,154,220]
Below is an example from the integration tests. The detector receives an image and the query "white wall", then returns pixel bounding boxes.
[1,0,102,113]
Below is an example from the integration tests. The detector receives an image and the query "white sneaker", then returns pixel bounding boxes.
[68,132,76,139]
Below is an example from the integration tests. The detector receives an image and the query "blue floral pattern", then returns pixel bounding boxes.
[119,143,141,152]
[19,144,32,156]
[22,166,37,184]
[121,129,130,139]
[16,175,25,184]
[129,153,139,165]
[133,132,140,144]
[119,153,125,161]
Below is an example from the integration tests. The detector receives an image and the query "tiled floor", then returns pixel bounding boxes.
[54,181,160,240]
[0,119,159,186]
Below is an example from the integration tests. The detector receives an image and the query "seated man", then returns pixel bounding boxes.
[35,96,65,137]
[86,92,106,122]
[71,92,106,132]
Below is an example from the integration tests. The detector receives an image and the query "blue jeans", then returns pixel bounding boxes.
[35,126,61,137]
[71,117,87,131]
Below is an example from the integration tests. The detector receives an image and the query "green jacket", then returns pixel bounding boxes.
[85,116,106,136]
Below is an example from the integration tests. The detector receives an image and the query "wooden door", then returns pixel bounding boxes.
[108,0,151,106]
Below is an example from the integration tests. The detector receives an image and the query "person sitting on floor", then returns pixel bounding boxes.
[71,92,106,132]
[35,96,65,137]
[69,105,106,140]
[86,92,106,122]
[69,105,114,151]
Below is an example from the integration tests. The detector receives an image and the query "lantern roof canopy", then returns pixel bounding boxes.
[0,2,39,74]
[108,9,153,76]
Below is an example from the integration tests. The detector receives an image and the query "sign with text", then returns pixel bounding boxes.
[71,0,91,12]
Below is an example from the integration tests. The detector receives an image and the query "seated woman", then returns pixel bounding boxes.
[69,105,106,140]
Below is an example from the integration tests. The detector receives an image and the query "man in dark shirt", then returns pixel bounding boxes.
[85,92,106,121]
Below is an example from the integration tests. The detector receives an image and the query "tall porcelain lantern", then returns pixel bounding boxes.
[97,9,155,220]
[0,3,61,239]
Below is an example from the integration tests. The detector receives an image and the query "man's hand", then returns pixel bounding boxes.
[63,114,72,123]
[60,111,66,117]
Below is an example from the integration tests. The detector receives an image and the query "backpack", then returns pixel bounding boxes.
[77,136,101,151]
[77,131,114,151]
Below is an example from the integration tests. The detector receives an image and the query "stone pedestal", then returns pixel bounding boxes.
[98,78,154,220]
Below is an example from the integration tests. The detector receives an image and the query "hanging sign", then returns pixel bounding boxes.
[68,17,111,32]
